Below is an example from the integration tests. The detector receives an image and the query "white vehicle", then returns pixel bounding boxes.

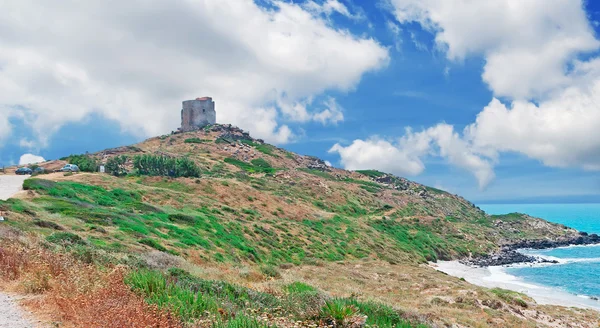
[59,164,80,172]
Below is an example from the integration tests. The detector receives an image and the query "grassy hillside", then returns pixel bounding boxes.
[0,124,594,327]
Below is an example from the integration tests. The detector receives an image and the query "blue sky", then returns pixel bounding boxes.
[2,0,600,203]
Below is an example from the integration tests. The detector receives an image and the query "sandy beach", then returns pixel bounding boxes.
[432,260,600,310]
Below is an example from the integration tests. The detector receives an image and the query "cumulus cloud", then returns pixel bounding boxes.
[330,138,424,176]
[276,96,344,125]
[329,124,495,189]
[330,0,600,188]
[466,81,600,171]
[19,154,45,165]
[304,0,363,20]
[388,0,599,99]
[313,97,344,125]
[0,0,388,146]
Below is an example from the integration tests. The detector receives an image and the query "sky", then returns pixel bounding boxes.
[1,0,600,204]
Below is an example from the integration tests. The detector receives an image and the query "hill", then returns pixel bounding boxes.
[0,124,598,327]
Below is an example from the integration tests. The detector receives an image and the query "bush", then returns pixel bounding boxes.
[139,238,168,252]
[168,213,197,224]
[259,265,280,278]
[284,282,317,294]
[319,299,359,327]
[33,219,64,230]
[142,251,183,271]
[23,178,57,191]
[212,315,275,328]
[105,155,129,176]
[125,270,218,319]
[184,138,210,144]
[224,158,275,174]
[65,154,99,172]
[46,232,86,245]
[133,154,200,178]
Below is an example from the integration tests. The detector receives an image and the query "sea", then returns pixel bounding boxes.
[480,203,600,299]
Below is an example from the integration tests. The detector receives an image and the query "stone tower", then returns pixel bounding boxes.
[180,97,216,131]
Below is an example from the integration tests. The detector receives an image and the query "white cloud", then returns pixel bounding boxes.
[0,0,388,147]
[386,20,403,51]
[466,81,600,171]
[276,96,344,125]
[332,0,600,188]
[304,0,365,21]
[329,124,495,189]
[388,0,599,99]
[19,138,36,149]
[329,138,426,176]
[19,153,45,165]
[409,31,428,52]
[313,97,344,125]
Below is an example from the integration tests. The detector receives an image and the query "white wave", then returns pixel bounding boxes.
[527,254,600,264]
[520,243,600,253]
[433,261,600,311]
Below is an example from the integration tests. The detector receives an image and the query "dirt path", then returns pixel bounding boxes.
[0,293,37,328]
[0,175,39,327]
[0,175,28,201]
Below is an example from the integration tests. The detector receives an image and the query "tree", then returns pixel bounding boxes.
[133,154,200,178]
[66,154,98,172]
[105,155,129,177]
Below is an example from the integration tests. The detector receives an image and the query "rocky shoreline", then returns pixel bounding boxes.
[461,232,600,267]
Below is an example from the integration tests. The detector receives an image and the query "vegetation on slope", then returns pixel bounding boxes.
[0,124,588,327]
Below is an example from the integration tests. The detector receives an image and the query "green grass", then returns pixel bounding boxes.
[284,282,317,294]
[224,158,276,174]
[139,238,168,252]
[46,232,86,245]
[355,169,386,178]
[126,270,424,327]
[491,213,527,222]
[212,315,275,328]
[297,168,335,180]
[490,288,528,308]
[241,140,278,157]
[340,298,426,328]
[343,177,384,191]
[17,178,483,265]
[184,137,211,144]
[143,179,195,193]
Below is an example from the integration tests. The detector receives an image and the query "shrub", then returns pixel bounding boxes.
[105,155,129,177]
[259,265,280,278]
[250,158,271,170]
[319,299,359,327]
[33,219,64,230]
[142,251,183,271]
[139,238,168,252]
[284,282,317,294]
[212,314,275,328]
[65,154,99,172]
[23,178,57,191]
[133,154,200,178]
[224,158,275,174]
[491,288,528,308]
[168,213,196,224]
[46,232,86,245]
[125,270,219,319]
[184,138,210,144]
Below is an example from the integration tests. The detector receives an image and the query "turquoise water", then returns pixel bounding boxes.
[480,204,600,298]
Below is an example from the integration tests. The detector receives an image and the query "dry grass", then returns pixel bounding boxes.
[0,235,181,327]
[275,260,600,328]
